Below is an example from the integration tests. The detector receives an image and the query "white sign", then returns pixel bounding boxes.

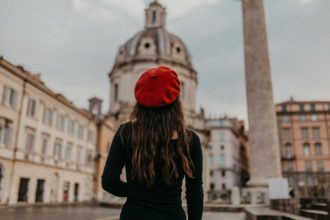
[267,178,290,199]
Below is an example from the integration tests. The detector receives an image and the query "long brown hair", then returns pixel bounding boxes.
[128,98,193,186]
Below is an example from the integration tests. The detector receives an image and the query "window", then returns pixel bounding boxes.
[209,155,214,167]
[282,115,289,122]
[56,114,65,131]
[311,114,318,121]
[67,119,76,136]
[312,127,320,139]
[152,10,157,23]
[219,132,224,141]
[76,145,82,164]
[301,127,308,139]
[86,151,94,167]
[221,145,225,150]
[303,143,310,156]
[285,143,293,157]
[219,154,225,167]
[287,161,294,172]
[305,161,313,172]
[144,42,150,49]
[114,84,119,102]
[210,170,213,176]
[41,136,48,156]
[210,183,215,190]
[26,98,36,117]
[300,114,307,122]
[222,183,226,190]
[0,118,13,148]
[221,171,226,177]
[42,106,53,126]
[65,144,72,162]
[299,104,305,112]
[310,104,316,112]
[25,130,35,154]
[315,143,322,155]
[53,142,62,160]
[282,128,291,139]
[317,161,324,172]
[2,85,18,109]
[281,104,287,112]
[87,129,94,144]
[77,124,84,139]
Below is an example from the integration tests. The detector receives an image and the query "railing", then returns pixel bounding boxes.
[283,172,330,188]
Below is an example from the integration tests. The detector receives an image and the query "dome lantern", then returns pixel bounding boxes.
[145,0,166,28]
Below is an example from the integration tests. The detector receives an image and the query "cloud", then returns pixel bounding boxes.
[72,0,144,23]
[1,0,330,120]
[72,0,222,23]
[299,0,316,5]
[158,0,221,18]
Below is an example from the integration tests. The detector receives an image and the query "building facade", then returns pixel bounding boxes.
[276,98,330,187]
[207,117,249,196]
[106,0,210,198]
[0,57,98,205]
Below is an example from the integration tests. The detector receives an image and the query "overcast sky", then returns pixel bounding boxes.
[0,0,329,122]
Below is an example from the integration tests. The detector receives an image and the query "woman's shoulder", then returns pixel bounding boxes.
[117,121,133,133]
[186,128,201,144]
[115,122,132,144]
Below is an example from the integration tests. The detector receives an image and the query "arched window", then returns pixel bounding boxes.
[152,10,157,23]
[315,143,322,155]
[303,143,310,156]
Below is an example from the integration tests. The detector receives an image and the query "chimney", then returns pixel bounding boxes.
[88,97,103,118]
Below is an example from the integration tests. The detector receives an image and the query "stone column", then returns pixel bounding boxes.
[242,0,282,187]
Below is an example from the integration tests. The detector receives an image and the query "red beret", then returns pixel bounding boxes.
[134,66,180,108]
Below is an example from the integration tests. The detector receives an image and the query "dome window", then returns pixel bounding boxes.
[176,47,181,53]
[144,42,151,49]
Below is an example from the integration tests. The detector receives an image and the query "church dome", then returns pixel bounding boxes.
[112,1,194,72]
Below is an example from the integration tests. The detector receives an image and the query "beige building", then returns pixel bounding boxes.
[105,0,210,199]
[0,57,98,205]
[94,113,117,202]
[276,98,330,187]
[207,117,249,202]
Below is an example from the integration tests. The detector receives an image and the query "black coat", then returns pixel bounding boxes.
[101,122,204,220]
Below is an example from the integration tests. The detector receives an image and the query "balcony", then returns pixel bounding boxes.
[281,154,295,160]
